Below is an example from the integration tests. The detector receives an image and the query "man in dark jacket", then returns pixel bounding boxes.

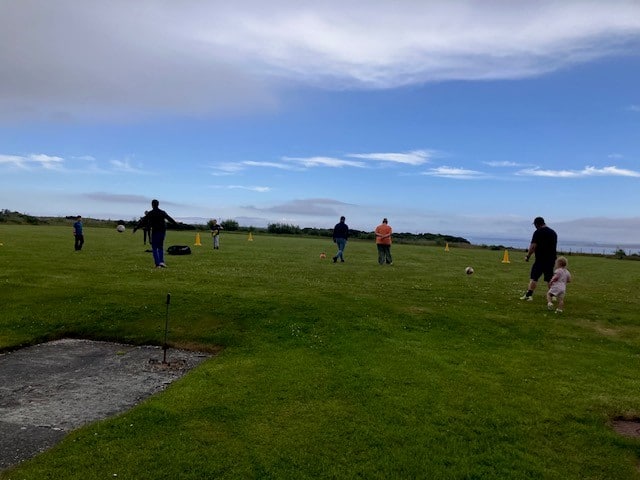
[134,199,178,268]
[332,216,349,263]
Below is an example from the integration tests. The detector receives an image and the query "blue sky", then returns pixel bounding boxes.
[1,0,640,246]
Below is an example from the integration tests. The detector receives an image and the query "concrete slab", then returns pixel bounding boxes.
[0,338,211,470]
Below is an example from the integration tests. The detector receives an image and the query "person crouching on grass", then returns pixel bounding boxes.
[547,256,571,314]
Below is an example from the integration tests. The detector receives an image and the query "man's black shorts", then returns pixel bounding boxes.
[531,258,555,283]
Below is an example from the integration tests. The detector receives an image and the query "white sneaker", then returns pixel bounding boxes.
[547,302,554,310]
[555,309,563,314]
[520,294,533,301]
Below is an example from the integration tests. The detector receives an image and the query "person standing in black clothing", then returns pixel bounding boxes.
[520,216,557,301]
[73,215,84,251]
[142,211,151,245]
[134,199,178,268]
[332,216,349,263]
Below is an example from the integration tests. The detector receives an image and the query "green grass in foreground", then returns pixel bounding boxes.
[1,224,640,479]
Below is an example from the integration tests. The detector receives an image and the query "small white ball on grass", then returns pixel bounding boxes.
[116,225,125,233]
[465,266,474,275]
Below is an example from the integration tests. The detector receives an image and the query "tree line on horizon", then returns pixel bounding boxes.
[1,209,471,246]
[5,209,638,258]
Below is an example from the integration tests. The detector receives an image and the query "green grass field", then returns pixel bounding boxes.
[2,224,640,479]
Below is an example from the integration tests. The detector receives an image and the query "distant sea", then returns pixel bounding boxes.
[468,237,640,255]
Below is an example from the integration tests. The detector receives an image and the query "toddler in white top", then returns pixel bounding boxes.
[547,256,571,313]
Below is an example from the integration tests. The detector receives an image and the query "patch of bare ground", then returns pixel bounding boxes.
[574,319,622,338]
[611,417,640,439]
[0,338,212,471]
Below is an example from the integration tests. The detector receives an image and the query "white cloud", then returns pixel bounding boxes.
[242,161,302,171]
[73,155,97,161]
[30,154,64,169]
[0,153,64,170]
[347,150,433,165]
[211,1,640,88]
[517,168,580,178]
[283,156,366,168]
[228,185,271,192]
[2,1,639,122]
[234,151,432,171]
[518,165,640,178]
[210,184,271,192]
[0,154,30,169]
[109,158,148,174]
[484,160,522,167]
[421,166,485,179]
[210,162,247,175]
[627,104,640,112]
[210,151,431,174]
[578,166,640,177]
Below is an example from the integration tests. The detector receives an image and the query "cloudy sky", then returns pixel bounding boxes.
[1,0,640,246]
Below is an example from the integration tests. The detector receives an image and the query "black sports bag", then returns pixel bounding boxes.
[167,245,192,255]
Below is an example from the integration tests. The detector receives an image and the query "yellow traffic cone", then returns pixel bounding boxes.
[445,242,449,252]
[194,233,202,246]
[501,249,510,263]
[248,232,253,241]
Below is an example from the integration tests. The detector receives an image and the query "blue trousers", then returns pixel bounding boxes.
[151,231,166,266]
[335,238,347,260]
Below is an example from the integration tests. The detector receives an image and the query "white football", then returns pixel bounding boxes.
[116,225,125,233]
[465,266,474,275]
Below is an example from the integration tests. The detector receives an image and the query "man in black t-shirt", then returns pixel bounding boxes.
[520,216,557,301]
